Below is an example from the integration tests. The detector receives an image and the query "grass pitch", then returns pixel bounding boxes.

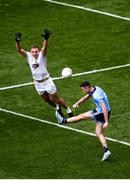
[0,0,130,178]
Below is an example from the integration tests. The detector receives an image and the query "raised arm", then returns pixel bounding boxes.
[15,32,27,57]
[72,94,90,109]
[41,29,52,56]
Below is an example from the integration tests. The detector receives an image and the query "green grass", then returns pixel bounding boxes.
[0,112,130,179]
[0,0,130,178]
[56,0,130,17]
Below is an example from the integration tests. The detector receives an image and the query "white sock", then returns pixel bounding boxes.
[66,107,72,113]
[55,105,60,111]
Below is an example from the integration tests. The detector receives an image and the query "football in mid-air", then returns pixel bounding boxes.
[61,67,73,78]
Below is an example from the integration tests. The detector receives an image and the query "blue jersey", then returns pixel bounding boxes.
[89,86,111,113]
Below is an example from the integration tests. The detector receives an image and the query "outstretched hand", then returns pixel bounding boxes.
[41,28,52,40]
[15,32,22,43]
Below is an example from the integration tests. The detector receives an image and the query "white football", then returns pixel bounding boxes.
[61,67,73,78]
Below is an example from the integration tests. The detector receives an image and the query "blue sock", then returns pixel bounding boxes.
[62,118,67,124]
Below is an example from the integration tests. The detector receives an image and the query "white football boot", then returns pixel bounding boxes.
[101,150,111,161]
[55,111,64,124]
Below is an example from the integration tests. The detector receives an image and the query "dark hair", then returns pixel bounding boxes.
[80,81,91,87]
[31,45,40,50]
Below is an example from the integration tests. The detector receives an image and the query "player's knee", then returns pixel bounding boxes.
[77,114,85,120]
[95,129,102,137]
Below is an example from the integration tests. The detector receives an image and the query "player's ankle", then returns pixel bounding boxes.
[62,118,67,124]
[103,146,109,153]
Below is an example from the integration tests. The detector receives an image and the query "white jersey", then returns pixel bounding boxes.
[26,51,49,80]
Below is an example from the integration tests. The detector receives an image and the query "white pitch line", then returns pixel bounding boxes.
[0,63,130,91]
[0,82,34,91]
[43,0,130,21]
[0,107,130,147]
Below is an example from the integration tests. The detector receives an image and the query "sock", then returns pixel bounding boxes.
[66,107,72,113]
[103,146,109,152]
[56,105,64,117]
[62,118,67,124]
[55,105,60,111]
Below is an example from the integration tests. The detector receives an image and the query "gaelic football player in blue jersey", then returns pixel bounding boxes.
[55,81,111,161]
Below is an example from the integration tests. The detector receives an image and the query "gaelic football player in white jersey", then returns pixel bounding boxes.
[55,81,111,161]
[15,29,73,118]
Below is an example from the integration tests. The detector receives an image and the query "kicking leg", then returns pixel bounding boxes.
[55,111,92,124]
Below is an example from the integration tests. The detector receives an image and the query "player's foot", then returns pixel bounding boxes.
[101,150,111,161]
[66,107,74,118]
[68,111,74,118]
[55,111,67,124]
[56,105,64,117]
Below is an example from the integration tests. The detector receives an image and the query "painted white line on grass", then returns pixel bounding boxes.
[0,82,34,91]
[0,63,130,91]
[43,0,130,22]
[0,107,130,147]
[72,63,130,77]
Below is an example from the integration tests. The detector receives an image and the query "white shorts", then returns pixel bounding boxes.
[34,77,57,95]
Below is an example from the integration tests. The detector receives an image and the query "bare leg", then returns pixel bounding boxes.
[95,123,108,147]
[41,92,56,107]
[95,123,111,161]
[67,111,92,123]
[49,92,68,109]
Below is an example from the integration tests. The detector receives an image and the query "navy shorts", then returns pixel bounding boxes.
[90,109,111,124]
